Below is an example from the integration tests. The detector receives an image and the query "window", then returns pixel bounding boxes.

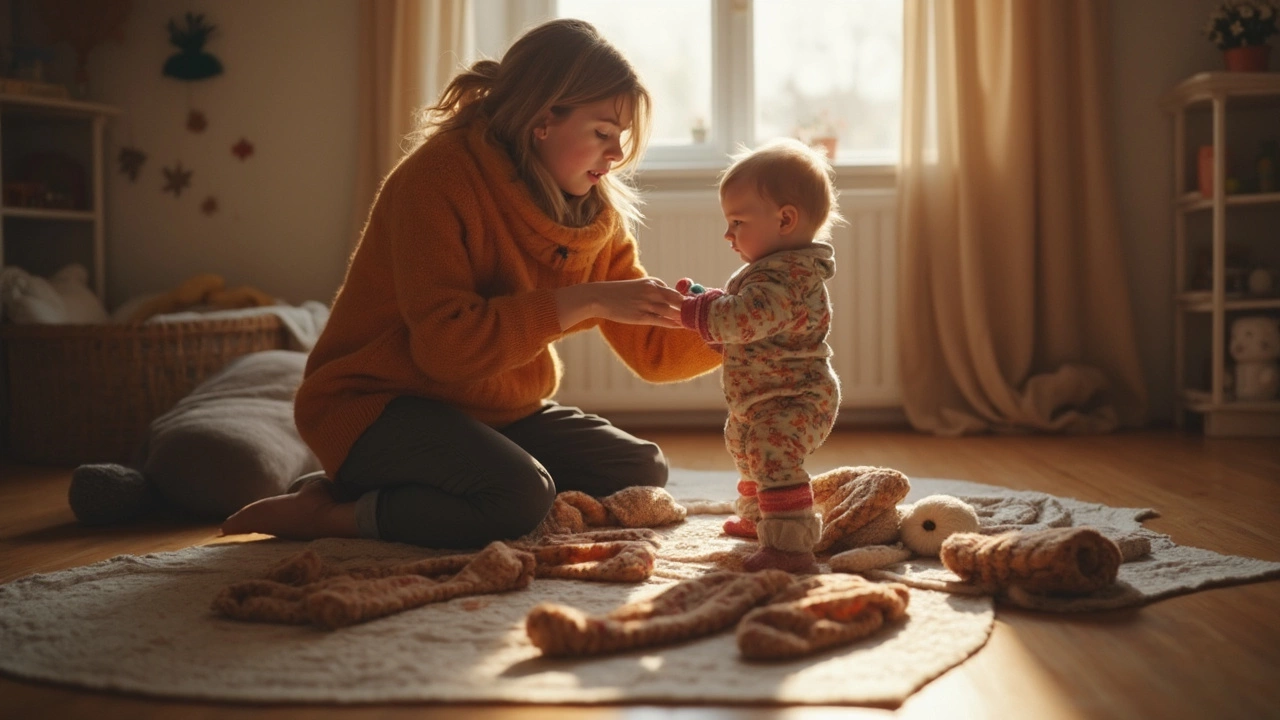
[551,0,902,168]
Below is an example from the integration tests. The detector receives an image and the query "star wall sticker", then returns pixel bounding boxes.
[201,196,218,215]
[232,137,254,160]
[117,147,146,182]
[187,109,207,132]
[162,161,193,197]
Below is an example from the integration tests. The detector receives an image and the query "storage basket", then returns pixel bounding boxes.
[1,315,289,466]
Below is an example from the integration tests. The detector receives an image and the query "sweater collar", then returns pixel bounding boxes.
[465,120,621,272]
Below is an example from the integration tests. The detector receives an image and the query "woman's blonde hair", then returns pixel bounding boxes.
[719,138,845,241]
[410,19,651,228]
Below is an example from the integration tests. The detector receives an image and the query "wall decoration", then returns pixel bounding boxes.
[201,196,219,215]
[163,13,223,81]
[232,138,255,161]
[117,147,146,182]
[187,110,208,133]
[162,162,193,197]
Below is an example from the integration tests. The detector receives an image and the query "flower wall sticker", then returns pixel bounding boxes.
[232,138,255,160]
[162,161,193,197]
[187,110,207,132]
[201,196,219,215]
[117,147,146,182]
[163,12,223,81]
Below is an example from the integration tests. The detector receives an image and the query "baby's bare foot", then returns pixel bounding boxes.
[743,547,819,574]
[220,480,357,540]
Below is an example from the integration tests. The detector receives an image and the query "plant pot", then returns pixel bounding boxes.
[1198,145,1215,197]
[812,136,838,161]
[1223,45,1272,72]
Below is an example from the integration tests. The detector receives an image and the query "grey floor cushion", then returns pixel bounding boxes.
[69,350,322,524]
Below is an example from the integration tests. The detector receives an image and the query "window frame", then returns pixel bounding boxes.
[475,0,897,185]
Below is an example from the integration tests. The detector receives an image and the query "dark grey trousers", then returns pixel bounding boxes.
[331,396,667,549]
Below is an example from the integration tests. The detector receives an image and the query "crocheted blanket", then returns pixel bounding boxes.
[1,470,1276,706]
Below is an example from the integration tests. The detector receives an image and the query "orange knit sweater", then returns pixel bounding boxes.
[295,120,722,476]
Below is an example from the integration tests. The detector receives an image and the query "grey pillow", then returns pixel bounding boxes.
[69,350,321,524]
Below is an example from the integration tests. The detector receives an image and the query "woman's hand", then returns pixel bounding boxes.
[556,278,684,330]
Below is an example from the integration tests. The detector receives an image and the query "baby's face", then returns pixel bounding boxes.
[719,183,786,263]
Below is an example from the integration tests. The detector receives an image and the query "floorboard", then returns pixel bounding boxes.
[1,429,1277,720]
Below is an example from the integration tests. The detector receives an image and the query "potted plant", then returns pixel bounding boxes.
[1204,0,1278,72]
[690,116,707,144]
[795,110,844,161]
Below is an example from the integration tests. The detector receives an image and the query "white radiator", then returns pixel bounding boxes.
[553,189,901,412]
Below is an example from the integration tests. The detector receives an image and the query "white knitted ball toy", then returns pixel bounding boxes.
[899,495,981,556]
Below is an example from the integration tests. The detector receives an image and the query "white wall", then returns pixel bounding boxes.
[88,0,360,308]
[1108,0,1230,423]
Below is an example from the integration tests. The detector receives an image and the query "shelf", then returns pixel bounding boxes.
[1177,293,1280,312]
[1161,72,1280,111]
[0,93,120,118]
[1177,191,1280,212]
[1,207,95,222]
[1182,389,1280,413]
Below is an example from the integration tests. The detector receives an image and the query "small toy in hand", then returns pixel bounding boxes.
[675,277,707,295]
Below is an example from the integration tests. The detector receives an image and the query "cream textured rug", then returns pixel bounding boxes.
[1,470,1277,707]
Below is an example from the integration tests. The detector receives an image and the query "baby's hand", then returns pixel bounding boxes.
[743,547,819,574]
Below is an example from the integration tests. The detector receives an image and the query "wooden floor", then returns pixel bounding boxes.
[1,429,1278,720]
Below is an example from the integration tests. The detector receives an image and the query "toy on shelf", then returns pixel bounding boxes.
[1229,315,1280,402]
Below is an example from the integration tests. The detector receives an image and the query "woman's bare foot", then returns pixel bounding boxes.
[220,479,358,539]
[743,547,819,574]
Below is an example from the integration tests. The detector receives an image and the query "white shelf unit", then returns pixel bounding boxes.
[0,93,120,298]
[1162,73,1280,437]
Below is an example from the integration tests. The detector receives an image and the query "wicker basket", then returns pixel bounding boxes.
[1,315,290,466]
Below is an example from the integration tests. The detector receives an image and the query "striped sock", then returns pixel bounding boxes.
[757,484,814,514]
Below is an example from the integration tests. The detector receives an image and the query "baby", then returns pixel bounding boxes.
[676,138,843,573]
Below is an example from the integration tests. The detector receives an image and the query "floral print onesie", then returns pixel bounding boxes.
[680,241,840,553]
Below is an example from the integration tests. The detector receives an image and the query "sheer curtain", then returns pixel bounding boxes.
[351,0,473,245]
[896,0,1147,434]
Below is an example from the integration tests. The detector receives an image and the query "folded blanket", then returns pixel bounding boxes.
[149,300,330,351]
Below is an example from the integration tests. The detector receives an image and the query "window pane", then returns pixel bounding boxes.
[556,0,713,147]
[753,0,902,164]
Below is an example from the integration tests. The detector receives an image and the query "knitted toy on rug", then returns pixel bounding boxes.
[940,527,1123,596]
[526,571,910,661]
[516,532,661,583]
[213,541,536,629]
[856,525,1144,605]
[737,574,910,661]
[523,486,688,540]
[828,494,982,573]
[213,536,665,630]
[811,466,912,553]
[526,570,793,657]
[214,487,690,629]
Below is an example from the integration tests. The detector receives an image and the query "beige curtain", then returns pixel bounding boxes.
[352,0,472,245]
[896,0,1147,434]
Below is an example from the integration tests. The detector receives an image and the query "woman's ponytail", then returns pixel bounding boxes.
[409,59,501,148]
